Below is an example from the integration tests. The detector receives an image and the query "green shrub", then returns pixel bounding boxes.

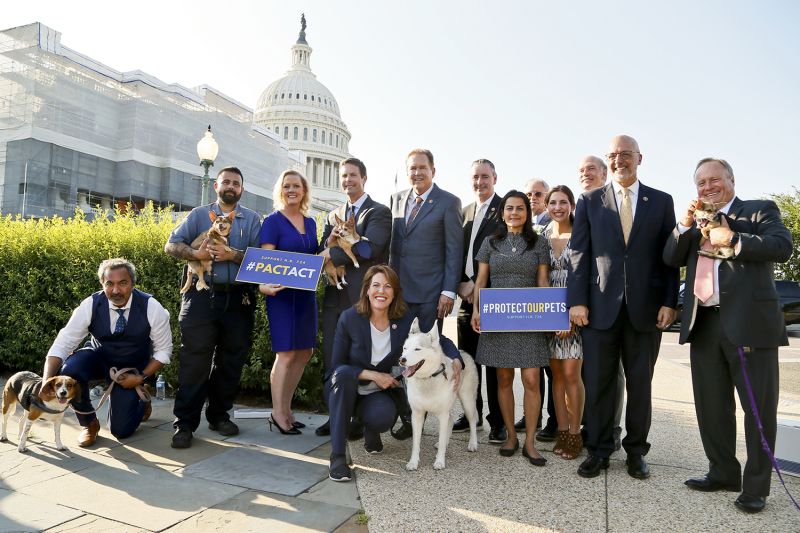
[0,204,326,408]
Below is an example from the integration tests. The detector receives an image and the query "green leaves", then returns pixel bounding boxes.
[0,204,327,409]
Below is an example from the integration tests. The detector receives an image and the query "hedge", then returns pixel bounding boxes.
[0,204,325,408]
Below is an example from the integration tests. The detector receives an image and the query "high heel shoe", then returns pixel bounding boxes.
[523,444,547,466]
[269,415,301,435]
[292,421,306,429]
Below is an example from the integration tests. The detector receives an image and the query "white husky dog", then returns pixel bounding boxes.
[399,318,479,470]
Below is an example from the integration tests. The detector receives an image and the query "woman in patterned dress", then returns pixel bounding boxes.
[545,185,584,459]
[471,190,551,465]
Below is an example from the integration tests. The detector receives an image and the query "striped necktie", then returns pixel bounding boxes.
[407,196,423,226]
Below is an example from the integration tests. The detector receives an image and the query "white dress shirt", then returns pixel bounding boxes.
[347,192,368,219]
[465,199,490,278]
[47,292,173,364]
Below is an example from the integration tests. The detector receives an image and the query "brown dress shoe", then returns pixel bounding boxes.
[142,401,153,422]
[78,418,101,448]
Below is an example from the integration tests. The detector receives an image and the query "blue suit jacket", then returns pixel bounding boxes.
[389,184,463,304]
[567,181,679,331]
[328,307,462,382]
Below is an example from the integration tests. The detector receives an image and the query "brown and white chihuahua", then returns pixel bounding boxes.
[180,210,235,293]
[694,201,735,259]
[322,214,363,290]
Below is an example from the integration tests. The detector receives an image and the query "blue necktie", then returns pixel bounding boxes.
[114,309,126,334]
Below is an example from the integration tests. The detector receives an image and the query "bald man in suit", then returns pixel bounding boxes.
[568,135,678,480]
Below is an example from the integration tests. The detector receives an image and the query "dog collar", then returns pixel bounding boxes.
[30,397,69,415]
[430,363,447,379]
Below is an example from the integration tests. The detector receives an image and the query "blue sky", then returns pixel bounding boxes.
[5,1,799,213]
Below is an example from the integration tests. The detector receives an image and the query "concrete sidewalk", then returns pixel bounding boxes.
[1,325,799,531]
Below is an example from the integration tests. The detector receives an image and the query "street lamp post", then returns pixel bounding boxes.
[195,125,219,205]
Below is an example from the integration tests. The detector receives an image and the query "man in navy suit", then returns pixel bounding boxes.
[664,158,792,513]
[452,159,506,443]
[568,135,679,479]
[389,149,463,333]
[316,157,392,437]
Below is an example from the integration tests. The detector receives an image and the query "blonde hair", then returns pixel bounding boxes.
[272,170,311,215]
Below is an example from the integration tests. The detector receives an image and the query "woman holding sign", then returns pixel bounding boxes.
[258,170,318,435]
[471,190,551,465]
[544,185,584,460]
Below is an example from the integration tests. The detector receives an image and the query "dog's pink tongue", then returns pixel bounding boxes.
[58,397,68,404]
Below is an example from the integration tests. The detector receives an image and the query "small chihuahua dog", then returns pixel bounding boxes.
[694,201,735,259]
[180,210,235,293]
[322,214,363,290]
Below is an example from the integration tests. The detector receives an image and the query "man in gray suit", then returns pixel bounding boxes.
[389,148,463,333]
[664,158,792,514]
[453,159,506,443]
[316,157,392,436]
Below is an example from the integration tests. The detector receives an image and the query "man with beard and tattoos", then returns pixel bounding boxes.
[165,167,263,449]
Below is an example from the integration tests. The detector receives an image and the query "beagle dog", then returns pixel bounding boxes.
[1,371,80,452]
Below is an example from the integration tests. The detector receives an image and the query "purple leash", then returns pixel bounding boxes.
[737,346,800,511]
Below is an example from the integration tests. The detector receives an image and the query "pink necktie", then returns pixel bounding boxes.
[693,240,715,303]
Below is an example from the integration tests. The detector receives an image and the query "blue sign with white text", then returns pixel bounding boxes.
[479,287,569,332]
[235,247,323,291]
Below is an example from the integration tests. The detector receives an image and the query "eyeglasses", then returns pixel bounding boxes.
[525,191,544,198]
[606,151,639,161]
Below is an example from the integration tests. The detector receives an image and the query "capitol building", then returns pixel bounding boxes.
[254,15,350,208]
[0,16,348,218]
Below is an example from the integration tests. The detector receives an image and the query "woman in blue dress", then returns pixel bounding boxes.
[258,170,318,434]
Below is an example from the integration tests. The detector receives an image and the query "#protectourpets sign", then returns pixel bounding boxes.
[235,247,323,291]
[479,287,569,332]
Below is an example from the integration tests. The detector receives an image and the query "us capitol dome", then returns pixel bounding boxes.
[254,15,350,208]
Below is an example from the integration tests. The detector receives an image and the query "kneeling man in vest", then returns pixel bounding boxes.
[42,258,173,447]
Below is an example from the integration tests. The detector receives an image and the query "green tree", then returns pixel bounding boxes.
[772,187,800,280]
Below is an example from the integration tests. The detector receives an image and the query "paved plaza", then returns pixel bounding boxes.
[1,325,799,532]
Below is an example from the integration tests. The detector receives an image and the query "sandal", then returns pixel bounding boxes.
[560,432,583,460]
[552,430,569,456]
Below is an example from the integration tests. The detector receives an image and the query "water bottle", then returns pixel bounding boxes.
[156,374,166,400]
[90,385,104,400]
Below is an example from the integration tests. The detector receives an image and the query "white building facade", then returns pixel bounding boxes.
[253,16,351,211]
[0,22,305,218]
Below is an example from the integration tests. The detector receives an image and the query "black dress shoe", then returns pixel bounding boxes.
[390,420,412,441]
[535,426,558,442]
[734,492,766,513]
[685,475,741,492]
[514,416,526,431]
[315,419,331,437]
[626,454,650,479]
[577,454,609,478]
[452,414,482,433]
[488,426,507,444]
[171,428,193,449]
[208,419,239,436]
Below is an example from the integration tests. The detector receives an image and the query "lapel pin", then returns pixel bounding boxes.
[643,197,649,202]
[428,199,433,204]
[391,324,397,330]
